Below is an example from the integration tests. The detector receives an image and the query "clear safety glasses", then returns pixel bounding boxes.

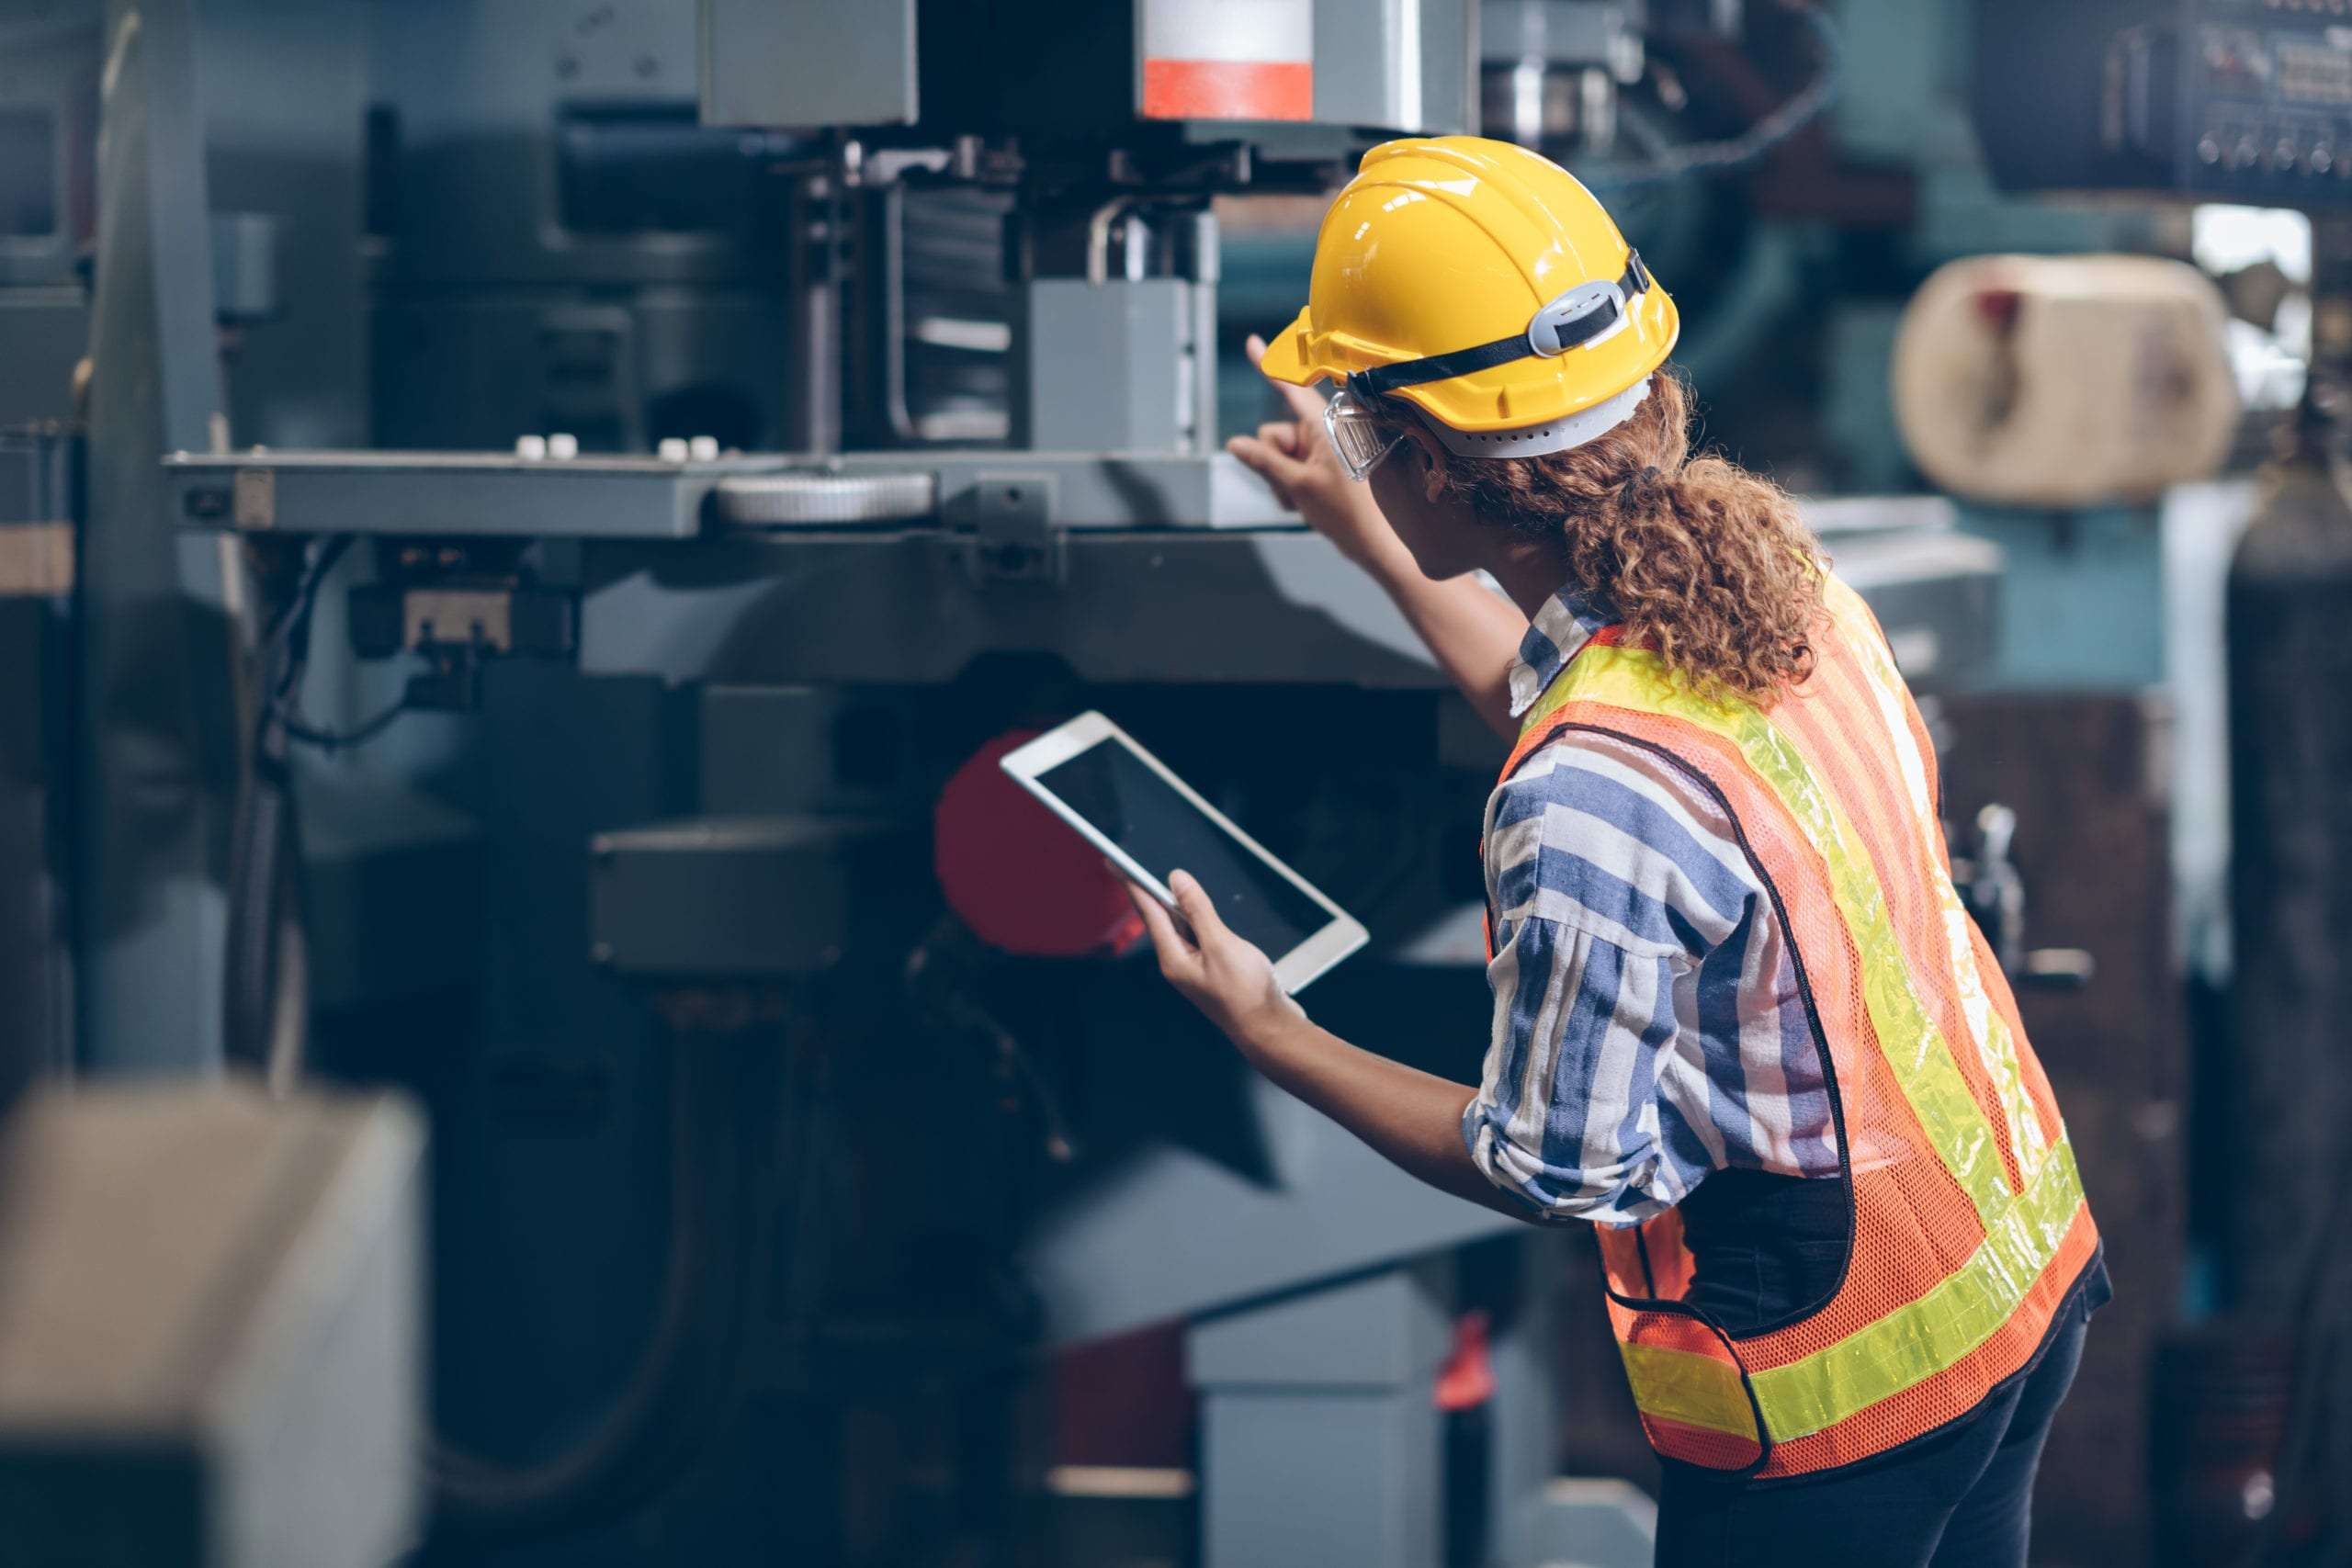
[1324,385,1406,482]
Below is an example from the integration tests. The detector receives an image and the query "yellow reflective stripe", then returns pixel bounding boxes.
[1821,581,2049,1181]
[1525,630,2087,1456]
[1615,1139,2086,1446]
[1751,1137,2086,1438]
[1517,663,1586,738]
[1537,648,2013,1231]
[1619,1341,1758,1440]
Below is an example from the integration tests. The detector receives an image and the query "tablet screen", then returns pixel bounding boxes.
[1035,738,1329,958]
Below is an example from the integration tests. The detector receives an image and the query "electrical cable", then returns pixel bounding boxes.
[283,698,412,753]
[225,537,785,1538]
[426,1034,784,1538]
[222,535,353,1075]
[260,536,417,755]
[1588,4,1843,191]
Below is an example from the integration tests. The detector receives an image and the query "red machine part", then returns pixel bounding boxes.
[934,729,1146,958]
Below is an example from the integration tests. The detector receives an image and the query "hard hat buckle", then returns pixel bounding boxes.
[1527,280,1630,357]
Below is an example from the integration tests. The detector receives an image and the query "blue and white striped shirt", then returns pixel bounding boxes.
[1461,587,1841,1226]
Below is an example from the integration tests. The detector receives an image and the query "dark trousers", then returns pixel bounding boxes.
[1653,1292,2094,1568]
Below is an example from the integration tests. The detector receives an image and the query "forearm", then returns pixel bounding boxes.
[1237,1012,1537,1222]
[1356,538,1527,741]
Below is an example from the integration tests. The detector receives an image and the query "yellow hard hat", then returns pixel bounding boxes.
[1261,136,1679,458]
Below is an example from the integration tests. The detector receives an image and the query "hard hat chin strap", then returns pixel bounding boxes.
[1346,252,1653,402]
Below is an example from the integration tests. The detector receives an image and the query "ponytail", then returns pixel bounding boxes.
[1433,372,1823,705]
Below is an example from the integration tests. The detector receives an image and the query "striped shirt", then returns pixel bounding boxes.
[1460,586,1841,1226]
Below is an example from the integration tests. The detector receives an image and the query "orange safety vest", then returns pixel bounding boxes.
[1487,575,2100,1478]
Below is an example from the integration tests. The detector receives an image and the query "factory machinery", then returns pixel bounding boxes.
[11,0,2316,1562]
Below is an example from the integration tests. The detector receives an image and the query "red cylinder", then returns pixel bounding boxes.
[934,729,1144,958]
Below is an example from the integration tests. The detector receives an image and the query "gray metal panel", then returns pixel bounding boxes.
[841,450,1295,529]
[1487,1231,1577,1566]
[1826,526,2004,692]
[698,0,918,128]
[0,294,87,428]
[370,0,754,290]
[1199,1393,1442,1568]
[161,446,2003,691]
[700,686,929,817]
[1311,0,1479,135]
[0,18,97,291]
[580,530,1447,688]
[197,0,368,448]
[588,815,900,976]
[371,291,794,455]
[296,766,486,1014]
[1513,1480,1657,1568]
[167,445,1994,546]
[578,520,2004,692]
[159,447,1297,536]
[1190,1265,1451,1568]
[1192,1242,1576,1564]
[1024,1072,1521,1344]
[164,450,785,540]
[1189,1261,1450,1386]
[1022,279,1196,454]
[80,0,232,1076]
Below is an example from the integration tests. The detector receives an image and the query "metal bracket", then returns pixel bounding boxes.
[403,588,515,654]
[349,579,577,662]
[232,467,276,530]
[957,471,1063,584]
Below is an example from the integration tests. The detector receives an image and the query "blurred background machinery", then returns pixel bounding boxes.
[0,0,2345,1564]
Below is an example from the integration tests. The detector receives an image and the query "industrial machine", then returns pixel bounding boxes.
[1978,0,2352,206]
[8,0,2067,1562]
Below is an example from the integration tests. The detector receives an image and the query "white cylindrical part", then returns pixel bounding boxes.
[547,433,580,460]
[688,435,720,462]
[514,434,548,460]
[1892,254,2239,508]
[657,437,689,462]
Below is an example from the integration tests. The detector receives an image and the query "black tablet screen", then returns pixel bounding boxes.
[1035,739,1329,957]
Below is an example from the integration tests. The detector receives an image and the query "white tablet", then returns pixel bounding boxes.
[1000,712,1369,994]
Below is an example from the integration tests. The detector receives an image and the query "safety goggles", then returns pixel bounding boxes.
[1324,383,1408,481]
[1329,250,1652,482]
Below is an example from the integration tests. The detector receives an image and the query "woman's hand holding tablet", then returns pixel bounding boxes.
[998,712,1368,995]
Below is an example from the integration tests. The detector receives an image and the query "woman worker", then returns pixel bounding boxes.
[1125,136,2109,1567]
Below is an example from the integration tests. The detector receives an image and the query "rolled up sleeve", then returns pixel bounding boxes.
[1462,909,1688,1226]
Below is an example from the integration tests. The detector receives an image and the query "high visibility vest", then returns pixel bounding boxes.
[1487,575,2100,1478]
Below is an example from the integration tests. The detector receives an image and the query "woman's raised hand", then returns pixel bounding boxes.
[1226,333,1408,570]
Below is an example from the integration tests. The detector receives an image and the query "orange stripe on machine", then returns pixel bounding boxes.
[1140,0,1312,120]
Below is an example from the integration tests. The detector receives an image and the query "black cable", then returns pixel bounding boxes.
[283,696,412,753]
[426,1036,776,1538]
[257,534,417,755]
[231,539,792,1539]
[223,535,352,1074]
[1588,5,1843,191]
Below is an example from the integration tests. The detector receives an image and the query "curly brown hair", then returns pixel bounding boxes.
[1430,371,1824,706]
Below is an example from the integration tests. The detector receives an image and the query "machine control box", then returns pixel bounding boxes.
[1978,0,2352,207]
